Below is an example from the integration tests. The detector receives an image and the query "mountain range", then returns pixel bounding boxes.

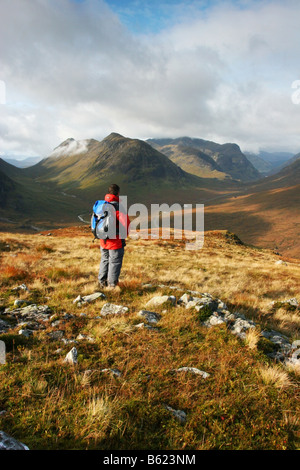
[147,137,261,182]
[0,132,299,257]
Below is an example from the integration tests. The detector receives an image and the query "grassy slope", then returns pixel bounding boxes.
[0,227,299,450]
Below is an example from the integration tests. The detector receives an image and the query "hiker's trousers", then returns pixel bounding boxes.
[98,247,124,286]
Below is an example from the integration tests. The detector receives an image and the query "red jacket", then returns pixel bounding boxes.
[99,194,130,250]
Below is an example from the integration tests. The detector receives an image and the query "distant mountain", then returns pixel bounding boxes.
[244,152,274,175]
[146,141,230,180]
[257,151,294,167]
[25,133,228,204]
[2,156,43,168]
[147,137,261,182]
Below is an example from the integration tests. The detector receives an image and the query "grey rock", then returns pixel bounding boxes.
[0,431,29,450]
[5,304,51,323]
[101,368,121,377]
[48,330,64,340]
[14,299,30,307]
[0,319,9,334]
[100,303,129,317]
[76,333,95,343]
[73,292,106,306]
[12,284,30,292]
[135,322,158,330]
[164,405,187,424]
[18,329,33,338]
[137,310,161,324]
[146,295,176,308]
[174,367,210,379]
[64,347,77,365]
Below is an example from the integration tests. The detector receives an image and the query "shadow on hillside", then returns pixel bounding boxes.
[203,210,273,247]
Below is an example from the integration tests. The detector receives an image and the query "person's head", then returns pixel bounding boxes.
[108,183,120,196]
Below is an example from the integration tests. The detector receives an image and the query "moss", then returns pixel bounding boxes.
[196,305,213,323]
[257,337,278,355]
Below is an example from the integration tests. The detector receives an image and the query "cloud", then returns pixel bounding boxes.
[1,0,300,157]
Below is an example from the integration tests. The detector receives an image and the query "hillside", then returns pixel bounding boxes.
[21,132,240,210]
[146,142,230,179]
[0,227,299,450]
[148,137,261,182]
[203,156,300,257]
[1,156,42,169]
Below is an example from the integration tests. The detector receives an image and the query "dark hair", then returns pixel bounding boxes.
[108,184,120,196]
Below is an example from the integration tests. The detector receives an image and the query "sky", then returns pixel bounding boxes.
[1,0,300,158]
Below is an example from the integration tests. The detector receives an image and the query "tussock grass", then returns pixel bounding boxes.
[0,227,299,450]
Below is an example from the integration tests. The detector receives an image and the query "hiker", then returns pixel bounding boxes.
[98,184,130,289]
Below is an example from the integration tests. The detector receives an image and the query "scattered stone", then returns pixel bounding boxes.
[61,338,77,345]
[4,304,51,324]
[0,319,9,334]
[134,322,158,331]
[64,347,77,365]
[13,299,30,308]
[145,295,176,308]
[18,329,33,338]
[48,330,65,340]
[164,405,187,424]
[100,303,129,317]
[73,292,106,307]
[178,293,193,305]
[76,333,95,343]
[275,260,287,266]
[12,284,30,293]
[137,310,161,324]
[0,431,29,450]
[173,367,210,379]
[101,368,121,377]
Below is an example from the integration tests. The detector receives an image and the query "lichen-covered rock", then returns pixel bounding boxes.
[145,295,176,308]
[137,310,161,324]
[100,303,129,317]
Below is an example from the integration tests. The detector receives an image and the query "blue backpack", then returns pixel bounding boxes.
[91,200,118,241]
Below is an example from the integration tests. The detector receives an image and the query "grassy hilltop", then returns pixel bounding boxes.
[0,227,299,450]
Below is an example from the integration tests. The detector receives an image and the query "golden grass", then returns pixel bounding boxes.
[259,365,294,390]
[0,226,299,450]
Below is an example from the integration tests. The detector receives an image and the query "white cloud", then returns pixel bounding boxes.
[1,0,300,157]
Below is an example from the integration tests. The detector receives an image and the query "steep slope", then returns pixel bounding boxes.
[244,152,274,175]
[147,142,230,179]
[203,157,300,257]
[148,137,261,182]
